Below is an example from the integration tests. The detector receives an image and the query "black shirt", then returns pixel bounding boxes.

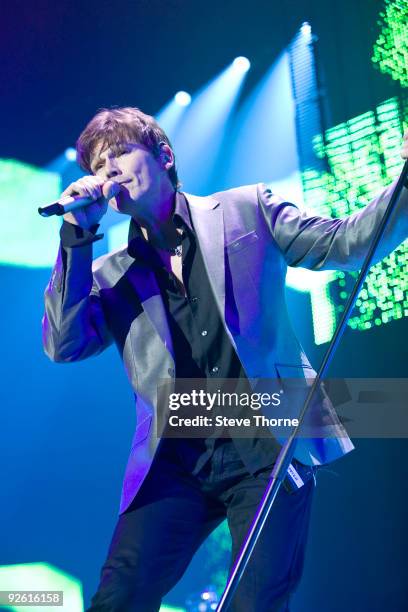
[126,192,280,476]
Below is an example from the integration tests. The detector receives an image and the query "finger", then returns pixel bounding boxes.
[83,175,106,189]
[61,179,102,200]
[60,181,88,198]
[79,177,106,199]
[102,180,121,200]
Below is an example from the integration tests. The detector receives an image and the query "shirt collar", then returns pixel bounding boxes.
[127,191,193,259]
[174,190,193,232]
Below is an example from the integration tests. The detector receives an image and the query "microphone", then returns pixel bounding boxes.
[38,182,121,217]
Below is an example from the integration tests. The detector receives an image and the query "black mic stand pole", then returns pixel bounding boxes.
[216,161,408,611]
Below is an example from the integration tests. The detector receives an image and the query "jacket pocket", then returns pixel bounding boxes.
[226,230,259,254]
[275,363,316,381]
[275,364,338,432]
[274,363,316,421]
[131,415,152,449]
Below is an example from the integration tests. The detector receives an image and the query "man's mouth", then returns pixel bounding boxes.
[114,179,131,186]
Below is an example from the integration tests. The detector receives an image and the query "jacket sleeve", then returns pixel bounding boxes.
[257,179,408,271]
[42,238,113,363]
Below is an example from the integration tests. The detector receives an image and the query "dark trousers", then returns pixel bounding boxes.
[87,437,316,612]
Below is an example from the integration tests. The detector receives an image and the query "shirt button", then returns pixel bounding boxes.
[201,330,208,337]
[211,366,219,373]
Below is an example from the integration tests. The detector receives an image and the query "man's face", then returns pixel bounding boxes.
[90,141,169,218]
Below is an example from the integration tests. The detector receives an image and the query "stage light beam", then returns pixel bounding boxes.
[170,58,251,194]
[232,56,251,74]
[174,91,192,107]
[64,147,77,162]
[300,22,312,37]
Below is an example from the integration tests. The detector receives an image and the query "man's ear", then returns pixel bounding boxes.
[158,142,174,167]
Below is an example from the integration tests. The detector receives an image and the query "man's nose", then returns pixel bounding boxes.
[105,159,121,179]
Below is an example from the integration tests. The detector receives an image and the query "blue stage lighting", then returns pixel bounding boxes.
[175,91,192,107]
[232,56,251,73]
[64,147,77,162]
[300,22,312,37]
[170,57,251,194]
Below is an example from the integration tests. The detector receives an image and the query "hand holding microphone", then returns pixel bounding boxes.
[38,176,120,230]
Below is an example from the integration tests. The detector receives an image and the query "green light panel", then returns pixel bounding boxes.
[0,563,83,611]
[0,563,185,611]
[302,96,408,344]
[0,159,61,268]
[372,0,408,88]
[200,520,231,597]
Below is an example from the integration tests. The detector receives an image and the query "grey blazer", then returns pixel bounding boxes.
[43,181,408,513]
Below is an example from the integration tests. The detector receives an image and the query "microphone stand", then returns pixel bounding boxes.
[216,161,408,611]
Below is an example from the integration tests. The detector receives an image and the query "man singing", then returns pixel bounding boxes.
[43,107,408,611]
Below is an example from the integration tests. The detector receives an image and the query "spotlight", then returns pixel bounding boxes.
[300,22,312,36]
[232,56,251,73]
[64,147,77,162]
[174,91,192,106]
[185,586,219,611]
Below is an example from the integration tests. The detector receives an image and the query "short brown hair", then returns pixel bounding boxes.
[76,106,180,189]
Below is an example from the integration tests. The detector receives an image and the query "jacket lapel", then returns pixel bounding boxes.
[125,224,175,359]
[129,259,175,358]
[184,192,226,324]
